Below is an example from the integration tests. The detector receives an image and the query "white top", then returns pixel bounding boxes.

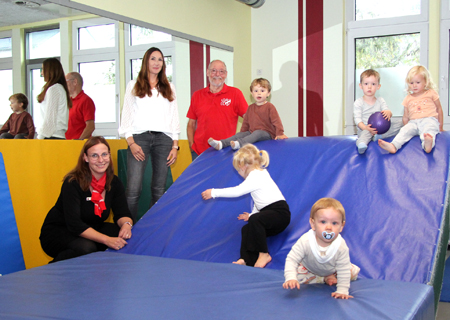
[37,83,69,139]
[211,169,285,216]
[284,229,352,295]
[353,96,388,131]
[119,80,180,140]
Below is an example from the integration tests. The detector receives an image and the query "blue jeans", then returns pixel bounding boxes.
[126,131,172,220]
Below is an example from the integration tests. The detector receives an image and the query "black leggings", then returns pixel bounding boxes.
[46,223,120,263]
[240,200,290,266]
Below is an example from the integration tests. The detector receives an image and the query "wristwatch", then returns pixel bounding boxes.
[172,146,180,150]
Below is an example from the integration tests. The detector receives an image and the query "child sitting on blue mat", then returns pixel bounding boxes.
[354,69,393,154]
[283,198,359,299]
[201,144,290,268]
[208,78,287,151]
[378,65,444,154]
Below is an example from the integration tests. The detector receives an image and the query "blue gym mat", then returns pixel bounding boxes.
[440,258,450,302]
[122,134,450,285]
[0,152,25,275]
[0,252,435,320]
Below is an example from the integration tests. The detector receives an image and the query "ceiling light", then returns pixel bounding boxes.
[14,1,41,8]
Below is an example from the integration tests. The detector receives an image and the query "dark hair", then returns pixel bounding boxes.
[133,47,174,101]
[9,93,29,110]
[65,136,114,191]
[37,58,72,109]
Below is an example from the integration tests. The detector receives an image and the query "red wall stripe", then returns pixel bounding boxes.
[189,41,204,96]
[298,0,304,137]
[305,1,324,136]
[206,45,210,86]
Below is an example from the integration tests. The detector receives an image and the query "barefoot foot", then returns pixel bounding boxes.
[423,133,433,153]
[254,252,272,268]
[378,139,397,154]
[232,259,246,266]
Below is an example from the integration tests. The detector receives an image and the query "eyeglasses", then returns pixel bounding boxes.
[209,69,227,75]
[88,152,110,161]
[66,78,75,82]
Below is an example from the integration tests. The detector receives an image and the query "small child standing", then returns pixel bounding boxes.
[354,69,393,154]
[208,78,287,151]
[379,65,443,154]
[201,144,290,268]
[283,198,359,299]
[0,93,35,139]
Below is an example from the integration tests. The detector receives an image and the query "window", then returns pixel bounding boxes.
[124,24,175,86]
[345,0,429,134]
[0,37,12,58]
[27,28,60,59]
[72,18,120,138]
[355,0,421,21]
[25,27,61,125]
[0,33,13,124]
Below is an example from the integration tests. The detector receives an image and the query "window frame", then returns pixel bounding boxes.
[439,19,450,130]
[123,23,176,86]
[72,18,120,138]
[345,0,429,135]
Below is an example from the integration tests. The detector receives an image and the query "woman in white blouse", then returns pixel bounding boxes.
[37,58,71,139]
[119,47,180,221]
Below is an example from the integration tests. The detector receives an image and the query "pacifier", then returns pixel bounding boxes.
[322,231,335,240]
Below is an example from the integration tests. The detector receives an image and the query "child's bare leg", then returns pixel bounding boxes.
[254,252,272,268]
[423,133,433,153]
[378,139,397,154]
[324,273,337,286]
[232,259,246,265]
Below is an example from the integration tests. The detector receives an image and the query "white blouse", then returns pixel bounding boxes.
[118,80,180,140]
[37,83,69,139]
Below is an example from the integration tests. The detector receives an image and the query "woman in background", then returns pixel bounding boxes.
[119,47,180,221]
[36,57,71,139]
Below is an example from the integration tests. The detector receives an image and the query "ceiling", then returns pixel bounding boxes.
[0,0,85,28]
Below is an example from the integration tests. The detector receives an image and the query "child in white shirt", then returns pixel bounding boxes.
[283,198,359,299]
[201,144,290,268]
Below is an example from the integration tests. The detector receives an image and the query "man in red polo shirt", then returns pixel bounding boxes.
[65,72,95,140]
[187,60,248,160]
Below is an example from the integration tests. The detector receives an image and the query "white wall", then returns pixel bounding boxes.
[251,0,299,138]
[251,0,345,137]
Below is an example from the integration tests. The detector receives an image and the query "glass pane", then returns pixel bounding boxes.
[0,70,13,124]
[0,38,12,58]
[28,29,60,59]
[78,24,115,50]
[130,25,171,46]
[356,0,420,21]
[131,56,172,82]
[79,60,116,123]
[30,68,46,128]
[355,33,420,116]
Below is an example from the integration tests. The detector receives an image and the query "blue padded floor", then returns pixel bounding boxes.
[0,252,434,320]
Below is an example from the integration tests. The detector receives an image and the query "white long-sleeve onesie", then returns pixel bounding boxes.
[284,230,352,295]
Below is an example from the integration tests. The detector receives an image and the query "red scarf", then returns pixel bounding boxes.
[91,173,106,217]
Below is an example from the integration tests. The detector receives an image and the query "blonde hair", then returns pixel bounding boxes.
[405,65,436,93]
[250,78,272,92]
[310,198,346,222]
[232,144,270,172]
[360,69,380,84]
